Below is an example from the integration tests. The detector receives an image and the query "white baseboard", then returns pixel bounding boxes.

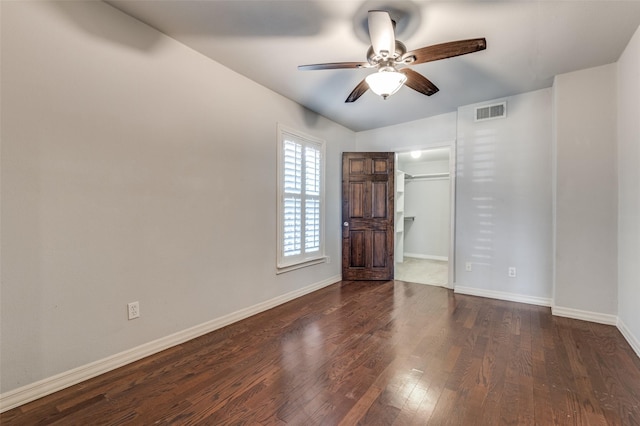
[452,288,639,361]
[453,288,639,362]
[404,253,448,262]
[617,319,640,359]
[0,275,341,413]
[551,305,618,325]
[553,308,640,360]
[454,286,552,307]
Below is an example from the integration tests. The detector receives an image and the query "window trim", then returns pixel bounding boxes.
[276,123,326,271]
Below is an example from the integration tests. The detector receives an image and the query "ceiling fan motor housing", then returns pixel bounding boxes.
[367,40,407,66]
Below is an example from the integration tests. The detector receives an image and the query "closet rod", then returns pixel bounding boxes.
[406,172,449,180]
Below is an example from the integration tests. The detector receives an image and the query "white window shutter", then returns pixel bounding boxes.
[283,197,301,256]
[277,125,325,269]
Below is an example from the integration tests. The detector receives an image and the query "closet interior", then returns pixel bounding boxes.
[395,148,452,287]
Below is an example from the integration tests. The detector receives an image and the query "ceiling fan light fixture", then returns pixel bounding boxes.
[365,68,407,99]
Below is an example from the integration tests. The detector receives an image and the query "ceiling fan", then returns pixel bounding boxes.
[298,10,486,102]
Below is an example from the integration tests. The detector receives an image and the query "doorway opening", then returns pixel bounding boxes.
[394,146,455,288]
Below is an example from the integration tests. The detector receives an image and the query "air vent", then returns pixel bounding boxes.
[475,102,507,122]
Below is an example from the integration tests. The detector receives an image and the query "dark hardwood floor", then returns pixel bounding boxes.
[3,280,640,425]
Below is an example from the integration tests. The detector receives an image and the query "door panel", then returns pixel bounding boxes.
[342,152,395,280]
[372,231,388,268]
[350,231,366,267]
[349,183,365,218]
[349,158,366,174]
[372,182,388,218]
[373,158,390,174]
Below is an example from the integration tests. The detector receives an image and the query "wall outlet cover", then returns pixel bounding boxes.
[127,301,140,320]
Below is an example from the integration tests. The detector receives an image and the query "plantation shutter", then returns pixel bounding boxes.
[278,126,325,269]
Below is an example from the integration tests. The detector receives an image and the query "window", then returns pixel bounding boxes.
[277,124,325,271]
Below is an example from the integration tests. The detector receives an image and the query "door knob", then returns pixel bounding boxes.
[343,222,349,227]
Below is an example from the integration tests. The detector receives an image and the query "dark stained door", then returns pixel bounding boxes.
[342,152,395,280]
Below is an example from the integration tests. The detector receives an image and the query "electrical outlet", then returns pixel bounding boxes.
[465,262,472,271]
[127,301,140,320]
[508,267,517,278]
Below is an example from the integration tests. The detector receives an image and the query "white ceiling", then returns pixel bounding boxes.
[107,1,640,132]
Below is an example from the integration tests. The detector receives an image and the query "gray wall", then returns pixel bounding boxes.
[1,1,353,393]
[553,64,618,315]
[455,90,554,301]
[617,26,640,346]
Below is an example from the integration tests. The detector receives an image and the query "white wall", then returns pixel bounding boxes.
[553,64,618,317]
[0,1,353,395]
[617,26,640,350]
[455,90,554,303]
[355,112,457,152]
[398,159,450,259]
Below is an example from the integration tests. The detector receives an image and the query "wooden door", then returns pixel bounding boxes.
[342,152,395,280]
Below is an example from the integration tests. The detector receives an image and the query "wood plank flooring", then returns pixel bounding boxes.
[3,280,640,425]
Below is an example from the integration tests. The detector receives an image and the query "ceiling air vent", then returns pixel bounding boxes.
[475,102,507,122]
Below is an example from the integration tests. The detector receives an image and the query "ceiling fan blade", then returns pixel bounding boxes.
[368,10,395,57]
[298,62,371,71]
[400,68,439,96]
[403,38,486,66]
[345,79,369,103]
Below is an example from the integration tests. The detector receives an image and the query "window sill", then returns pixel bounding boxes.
[276,256,328,274]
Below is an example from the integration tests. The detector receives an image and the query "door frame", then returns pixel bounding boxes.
[394,143,456,289]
